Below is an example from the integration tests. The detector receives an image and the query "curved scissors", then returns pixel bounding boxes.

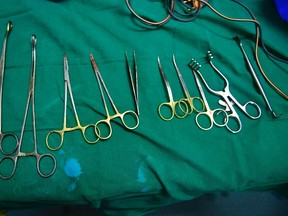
[0,35,56,179]
[0,21,19,155]
[157,57,189,121]
[205,51,261,133]
[189,59,228,130]
[90,54,139,140]
[172,55,205,114]
[46,54,99,151]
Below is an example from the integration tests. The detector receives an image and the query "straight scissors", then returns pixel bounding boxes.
[0,35,56,179]
[157,57,189,121]
[46,54,99,151]
[189,59,228,130]
[0,21,19,155]
[172,55,205,115]
[203,51,261,133]
[90,53,139,140]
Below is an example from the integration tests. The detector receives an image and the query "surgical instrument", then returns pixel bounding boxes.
[203,51,261,133]
[234,36,281,118]
[90,53,139,140]
[157,57,189,121]
[125,51,139,116]
[0,35,56,179]
[0,21,19,155]
[46,54,99,151]
[173,55,205,114]
[189,59,228,130]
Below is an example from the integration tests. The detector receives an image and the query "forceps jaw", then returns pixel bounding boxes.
[125,51,139,116]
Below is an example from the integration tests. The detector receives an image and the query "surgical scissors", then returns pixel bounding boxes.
[157,57,189,121]
[0,35,56,179]
[90,53,139,140]
[201,51,261,133]
[46,54,99,151]
[0,21,19,155]
[189,59,228,130]
[172,55,205,114]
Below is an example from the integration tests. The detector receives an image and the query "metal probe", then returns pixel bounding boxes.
[235,36,281,118]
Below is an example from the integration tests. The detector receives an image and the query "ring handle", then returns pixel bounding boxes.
[95,119,112,140]
[82,124,100,144]
[195,112,213,131]
[36,153,56,178]
[0,133,19,155]
[158,102,175,121]
[243,101,261,119]
[0,155,17,180]
[46,130,64,151]
[121,110,139,130]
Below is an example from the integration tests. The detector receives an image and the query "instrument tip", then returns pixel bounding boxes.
[6,21,12,33]
[206,51,213,61]
[233,35,242,46]
[89,53,94,61]
[31,34,37,44]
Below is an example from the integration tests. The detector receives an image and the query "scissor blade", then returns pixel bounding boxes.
[157,57,174,102]
[172,55,191,99]
[192,70,210,110]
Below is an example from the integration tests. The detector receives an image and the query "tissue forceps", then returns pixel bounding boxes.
[0,35,56,179]
[46,54,99,151]
[0,21,19,155]
[172,55,205,114]
[204,51,261,133]
[189,59,228,130]
[90,53,139,140]
[157,57,189,121]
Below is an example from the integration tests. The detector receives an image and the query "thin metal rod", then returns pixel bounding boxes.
[0,21,12,132]
[235,36,281,118]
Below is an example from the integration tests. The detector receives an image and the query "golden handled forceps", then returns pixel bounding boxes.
[0,35,56,179]
[189,59,228,130]
[199,51,261,133]
[172,55,205,115]
[0,22,19,155]
[157,57,189,121]
[46,54,99,151]
[90,54,139,140]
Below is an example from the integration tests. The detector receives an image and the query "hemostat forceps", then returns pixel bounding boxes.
[173,55,205,114]
[189,59,228,130]
[0,35,56,179]
[203,51,261,133]
[90,53,139,140]
[46,54,99,151]
[0,21,19,155]
[157,57,189,121]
